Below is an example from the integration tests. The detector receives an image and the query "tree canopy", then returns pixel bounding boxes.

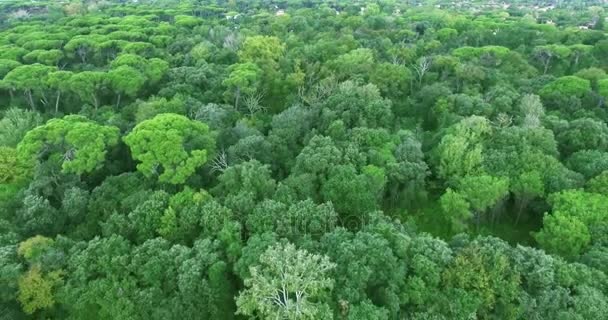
[2,0,608,319]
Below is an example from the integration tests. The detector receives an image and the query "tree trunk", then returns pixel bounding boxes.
[92,93,99,110]
[543,57,551,75]
[55,91,61,114]
[491,199,506,226]
[41,91,49,107]
[26,89,35,110]
[515,196,529,225]
[78,47,87,64]
[235,87,241,111]
[116,93,122,108]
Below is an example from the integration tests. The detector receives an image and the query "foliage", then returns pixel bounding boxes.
[17,115,119,175]
[236,243,335,320]
[1,1,608,319]
[124,114,215,184]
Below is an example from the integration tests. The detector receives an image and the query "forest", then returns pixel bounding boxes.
[1,0,608,319]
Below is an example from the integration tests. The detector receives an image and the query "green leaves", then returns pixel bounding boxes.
[587,171,608,195]
[124,114,216,184]
[440,188,472,234]
[443,245,521,319]
[3,64,55,91]
[106,65,146,99]
[17,236,54,262]
[3,63,56,109]
[17,115,119,175]
[236,243,336,320]
[223,62,262,94]
[535,190,608,257]
[0,108,42,147]
[321,165,385,218]
[68,71,106,109]
[60,235,228,319]
[535,212,591,258]
[457,175,509,214]
[247,199,338,241]
[23,49,63,66]
[540,76,591,98]
[18,266,62,314]
[0,58,21,78]
[223,62,262,109]
[110,53,168,86]
[436,116,491,182]
[238,36,285,65]
[329,48,375,81]
[320,81,393,130]
[16,235,63,315]
[5,4,608,320]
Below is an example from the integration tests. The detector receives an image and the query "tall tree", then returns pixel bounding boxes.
[124,114,216,184]
[17,115,119,175]
[236,243,336,320]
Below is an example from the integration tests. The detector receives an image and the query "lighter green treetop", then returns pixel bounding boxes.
[236,243,336,320]
[124,113,216,184]
[17,115,119,175]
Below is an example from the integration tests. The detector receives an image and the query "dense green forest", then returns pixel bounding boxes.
[2,0,608,319]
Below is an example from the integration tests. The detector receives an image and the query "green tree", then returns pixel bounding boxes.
[319,81,393,130]
[124,114,216,184]
[238,35,285,65]
[0,108,42,147]
[69,71,106,110]
[23,49,63,66]
[599,78,608,105]
[457,175,509,226]
[440,188,472,234]
[208,261,236,320]
[442,245,521,319]
[321,165,385,218]
[587,171,608,195]
[535,213,590,258]
[532,45,571,74]
[17,235,54,261]
[212,160,276,215]
[0,59,21,78]
[539,76,591,99]
[321,228,406,317]
[556,118,608,155]
[347,301,389,320]
[236,243,336,320]
[3,64,55,110]
[126,191,169,243]
[567,150,608,179]
[106,65,146,107]
[535,190,608,257]
[512,171,544,224]
[133,96,186,123]
[247,199,338,241]
[64,36,98,64]
[18,266,63,314]
[17,115,119,175]
[436,116,491,183]
[46,71,73,114]
[329,48,374,81]
[223,62,262,110]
